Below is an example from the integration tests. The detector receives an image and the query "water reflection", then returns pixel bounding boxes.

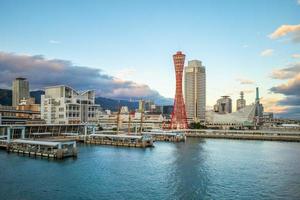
[170,138,210,199]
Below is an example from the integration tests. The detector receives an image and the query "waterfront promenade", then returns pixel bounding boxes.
[186,129,300,142]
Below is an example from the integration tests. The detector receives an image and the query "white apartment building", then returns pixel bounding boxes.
[41,85,101,124]
[184,60,206,122]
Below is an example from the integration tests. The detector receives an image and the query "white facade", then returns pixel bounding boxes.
[184,60,206,122]
[41,85,101,124]
[206,104,257,126]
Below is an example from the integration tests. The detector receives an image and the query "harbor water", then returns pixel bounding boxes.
[1,138,300,200]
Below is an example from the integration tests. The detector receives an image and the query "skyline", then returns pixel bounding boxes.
[0,0,300,118]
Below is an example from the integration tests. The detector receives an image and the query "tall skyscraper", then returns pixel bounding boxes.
[184,60,206,122]
[170,51,188,129]
[12,77,30,107]
[236,91,246,111]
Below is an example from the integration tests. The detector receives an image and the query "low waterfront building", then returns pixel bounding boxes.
[41,85,101,124]
[206,103,257,129]
[0,104,43,125]
[97,112,164,130]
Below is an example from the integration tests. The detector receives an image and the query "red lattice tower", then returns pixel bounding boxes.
[170,51,188,129]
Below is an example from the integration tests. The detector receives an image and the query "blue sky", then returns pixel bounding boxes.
[0,0,300,116]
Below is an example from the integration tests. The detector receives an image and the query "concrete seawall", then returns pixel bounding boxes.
[186,130,300,142]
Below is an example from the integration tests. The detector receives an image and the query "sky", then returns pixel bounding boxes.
[0,0,300,118]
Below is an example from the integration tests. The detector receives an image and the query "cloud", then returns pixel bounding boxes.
[260,49,274,57]
[115,68,136,80]
[298,0,300,5]
[269,24,300,43]
[270,74,300,96]
[236,78,255,85]
[261,96,288,113]
[49,40,61,44]
[0,52,172,105]
[269,63,300,119]
[292,54,300,59]
[271,62,300,79]
[243,89,254,94]
[276,107,300,119]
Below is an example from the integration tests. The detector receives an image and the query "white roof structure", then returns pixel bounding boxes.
[206,104,256,125]
[12,139,61,146]
[89,133,143,139]
[12,139,76,147]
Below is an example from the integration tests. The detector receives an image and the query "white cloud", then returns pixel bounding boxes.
[0,51,171,104]
[49,40,61,44]
[236,78,255,85]
[292,54,300,59]
[269,24,300,43]
[271,62,300,80]
[260,49,274,57]
[115,68,136,80]
[298,0,300,5]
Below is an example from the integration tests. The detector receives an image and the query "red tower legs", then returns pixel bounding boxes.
[170,51,188,129]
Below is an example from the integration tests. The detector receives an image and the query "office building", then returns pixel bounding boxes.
[184,60,206,122]
[12,77,30,107]
[214,96,232,114]
[41,85,101,124]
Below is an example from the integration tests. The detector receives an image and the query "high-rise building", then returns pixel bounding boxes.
[41,85,101,124]
[12,77,30,107]
[236,91,246,111]
[184,60,206,122]
[170,51,188,129]
[214,96,232,114]
[255,87,264,118]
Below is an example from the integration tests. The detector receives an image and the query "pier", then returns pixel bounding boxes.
[0,125,80,159]
[8,139,77,159]
[144,130,186,142]
[86,133,154,148]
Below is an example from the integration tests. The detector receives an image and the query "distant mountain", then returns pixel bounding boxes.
[0,89,12,106]
[30,90,45,104]
[0,88,138,111]
[95,97,138,111]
